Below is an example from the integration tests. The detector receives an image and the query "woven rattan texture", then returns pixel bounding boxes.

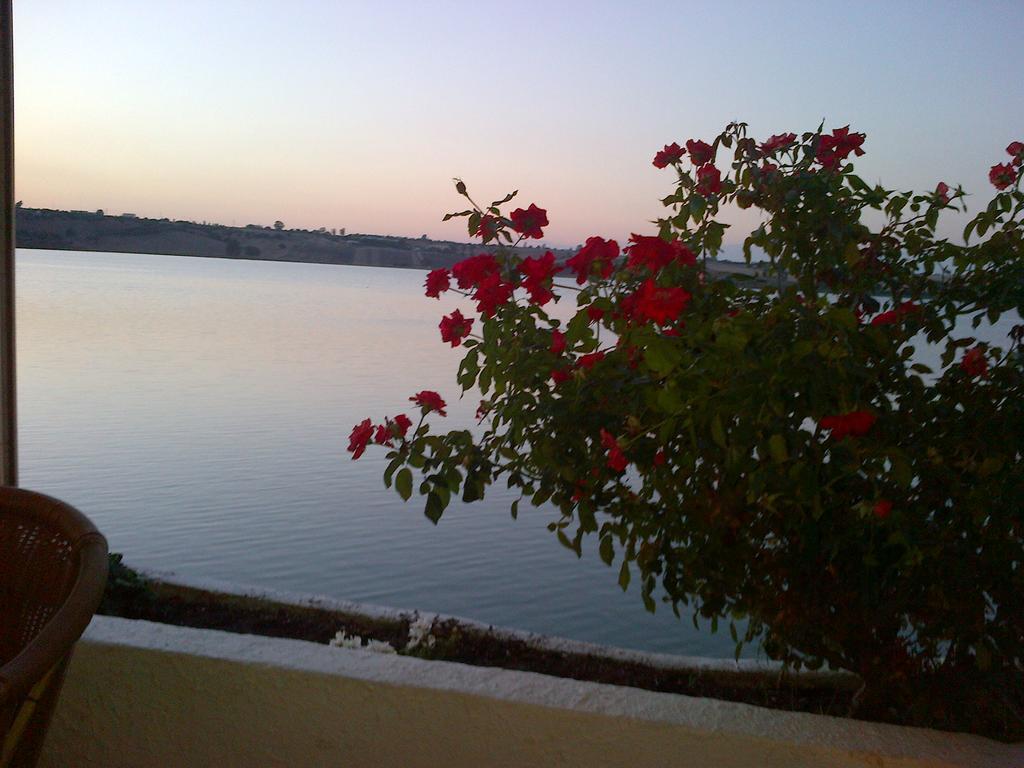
[0,515,76,667]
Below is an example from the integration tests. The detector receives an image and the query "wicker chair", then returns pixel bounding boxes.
[0,487,107,768]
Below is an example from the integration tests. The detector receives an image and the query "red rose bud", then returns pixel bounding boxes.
[935,182,951,205]
[873,499,893,520]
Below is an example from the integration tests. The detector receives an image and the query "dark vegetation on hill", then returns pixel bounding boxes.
[14,206,568,270]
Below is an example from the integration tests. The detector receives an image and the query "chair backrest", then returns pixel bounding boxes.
[0,487,108,768]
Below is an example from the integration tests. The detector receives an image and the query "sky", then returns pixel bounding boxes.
[12,0,1024,248]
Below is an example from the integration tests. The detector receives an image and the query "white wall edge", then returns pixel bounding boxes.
[57,614,1018,768]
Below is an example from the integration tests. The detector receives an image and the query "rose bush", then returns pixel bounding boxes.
[349,123,1024,738]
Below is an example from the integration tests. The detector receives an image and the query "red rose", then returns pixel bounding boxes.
[410,391,447,416]
[518,251,561,306]
[452,254,500,289]
[347,418,375,459]
[550,368,571,385]
[373,424,393,446]
[392,414,413,438]
[566,236,618,284]
[439,308,473,347]
[472,272,515,317]
[621,278,691,325]
[989,162,1017,191]
[472,214,501,242]
[624,235,694,272]
[685,139,714,166]
[575,351,606,370]
[673,240,697,266]
[873,499,893,520]
[653,142,685,169]
[509,204,548,239]
[759,133,796,154]
[820,410,876,440]
[816,126,865,170]
[870,301,918,326]
[550,329,566,355]
[600,429,628,472]
[586,305,605,323]
[960,345,988,378]
[625,234,676,272]
[1006,141,1024,166]
[653,449,666,467]
[695,164,722,196]
[935,182,951,205]
[425,268,451,298]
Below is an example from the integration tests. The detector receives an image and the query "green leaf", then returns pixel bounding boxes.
[890,456,913,489]
[711,415,727,449]
[383,457,403,488]
[396,468,413,501]
[641,591,656,613]
[768,434,788,464]
[645,337,681,375]
[599,536,614,565]
[490,190,518,207]
[424,491,446,524]
[618,561,631,591]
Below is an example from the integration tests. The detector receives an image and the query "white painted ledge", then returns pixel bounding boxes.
[40,616,1020,768]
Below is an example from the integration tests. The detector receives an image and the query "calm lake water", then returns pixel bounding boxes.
[15,249,1019,657]
[16,249,732,656]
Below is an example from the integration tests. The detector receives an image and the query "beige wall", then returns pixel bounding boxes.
[39,617,1019,768]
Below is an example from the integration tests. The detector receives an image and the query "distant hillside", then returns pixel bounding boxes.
[14,207,567,270]
[14,206,777,284]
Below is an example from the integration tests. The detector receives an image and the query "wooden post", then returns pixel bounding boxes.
[0,0,17,486]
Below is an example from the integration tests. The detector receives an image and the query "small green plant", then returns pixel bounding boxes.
[99,553,152,613]
[350,125,1024,737]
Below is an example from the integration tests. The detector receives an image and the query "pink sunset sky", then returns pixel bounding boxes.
[12,0,1024,248]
